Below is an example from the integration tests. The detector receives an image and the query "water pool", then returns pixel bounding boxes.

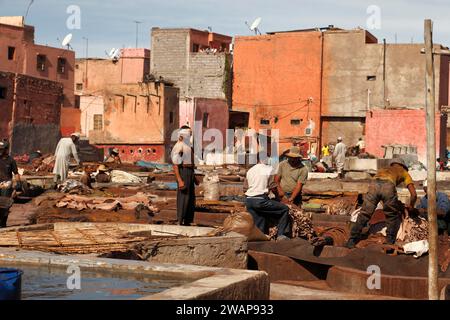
[5,264,189,300]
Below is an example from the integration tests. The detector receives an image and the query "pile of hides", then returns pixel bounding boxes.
[210,211,269,241]
[55,192,160,213]
[110,170,143,184]
[326,199,356,216]
[289,206,315,240]
[397,216,429,243]
[312,226,349,247]
[269,206,315,240]
[58,179,92,194]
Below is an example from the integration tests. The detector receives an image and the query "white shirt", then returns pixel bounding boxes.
[245,163,275,197]
[356,140,365,149]
[171,141,193,165]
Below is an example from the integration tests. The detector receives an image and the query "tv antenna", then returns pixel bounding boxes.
[133,20,142,48]
[24,0,34,21]
[245,17,262,35]
[61,33,73,50]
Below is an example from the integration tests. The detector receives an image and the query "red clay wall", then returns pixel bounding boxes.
[60,107,81,136]
[96,144,165,163]
[194,98,229,148]
[365,109,442,163]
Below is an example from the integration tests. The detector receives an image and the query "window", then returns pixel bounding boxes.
[193,43,200,52]
[305,128,312,136]
[57,58,66,74]
[260,119,270,125]
[75,95,81,108]
[7,47,15,60]
[76,83,83,91]
[169,111,174,124]
[36,54,46,71]
[75,64,79,69]
[202,113,209,128]
[291,119,301,126]
[0,87,7,99]
[93,114,103,130]
[367,75,376,81]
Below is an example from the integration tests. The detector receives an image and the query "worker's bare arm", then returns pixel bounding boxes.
[173,164,185,190]
[407,184,417,208]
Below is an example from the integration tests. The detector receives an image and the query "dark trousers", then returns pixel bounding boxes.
[245,196,291,237]
[177,167,195,225]
[285,192,302,207]
[0,187,13,228]
[350,180,403,242]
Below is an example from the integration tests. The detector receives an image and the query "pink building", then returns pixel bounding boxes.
[0,16,75,108]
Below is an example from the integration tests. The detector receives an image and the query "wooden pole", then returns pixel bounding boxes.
[424,19,439,301]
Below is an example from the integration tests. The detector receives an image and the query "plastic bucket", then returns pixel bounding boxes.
[0,268,23,300]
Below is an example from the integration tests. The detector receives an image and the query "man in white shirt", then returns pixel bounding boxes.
[244,155,291,240]
[172,126,200,226]
[333,137,347,179]
[53,133,81,183]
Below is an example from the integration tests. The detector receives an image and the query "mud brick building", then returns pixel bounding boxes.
[0,16,79,139]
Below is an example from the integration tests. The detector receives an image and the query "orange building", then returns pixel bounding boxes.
[232,30,323,156]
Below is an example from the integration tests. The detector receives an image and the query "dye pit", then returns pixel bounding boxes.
[9,264,190,300]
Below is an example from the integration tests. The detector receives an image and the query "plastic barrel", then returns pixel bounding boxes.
[0,268,23,300]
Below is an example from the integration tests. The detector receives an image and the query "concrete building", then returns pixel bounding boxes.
[0,16,79,137]
[0,17,80,152]
[150,28,232,140]
[322,28,449,162]
[75,48,151,138]
[233,26,449,161]
[232,30,323,156]
[87,82,179,163]
[75,48,178,163]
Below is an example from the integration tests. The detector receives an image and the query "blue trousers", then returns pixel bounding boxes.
[245,196,291,237]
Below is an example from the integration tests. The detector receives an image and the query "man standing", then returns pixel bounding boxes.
[416,180,450,233]
[333,137,347,179]
[356,138,366,154]
[346,158,417,248]
[172,126,199,226]
[0,140,20,228]
[245,154,291,240]
[53,133,81,183]
[275,146,309,206]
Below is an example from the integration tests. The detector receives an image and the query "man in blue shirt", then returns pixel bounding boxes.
[416,180,450,233]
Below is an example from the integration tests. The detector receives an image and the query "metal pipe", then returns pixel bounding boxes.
[424,18,439,301]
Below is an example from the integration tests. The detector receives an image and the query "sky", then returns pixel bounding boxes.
[1,0,450,57]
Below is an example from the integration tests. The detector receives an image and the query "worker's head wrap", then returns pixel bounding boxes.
[178,128,192,145]
[71,132,81,139]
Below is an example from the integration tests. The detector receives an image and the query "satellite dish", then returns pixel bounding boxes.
[108,48,117,58]
[250,17,262,32]
[113,48,120,58]
[62,33,73,49]
[245,17,262,35]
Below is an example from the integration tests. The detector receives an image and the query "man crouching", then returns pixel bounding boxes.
[244,152,291,241]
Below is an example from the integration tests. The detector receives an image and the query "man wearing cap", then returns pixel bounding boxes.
[333,137,347,179]
[0,140,20,228]
[53,133,81,184]
[172,126,200,226]
[416,180,450,233]
[346,158,417,248]
[275,146,309,206]
[96,165,111,183]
